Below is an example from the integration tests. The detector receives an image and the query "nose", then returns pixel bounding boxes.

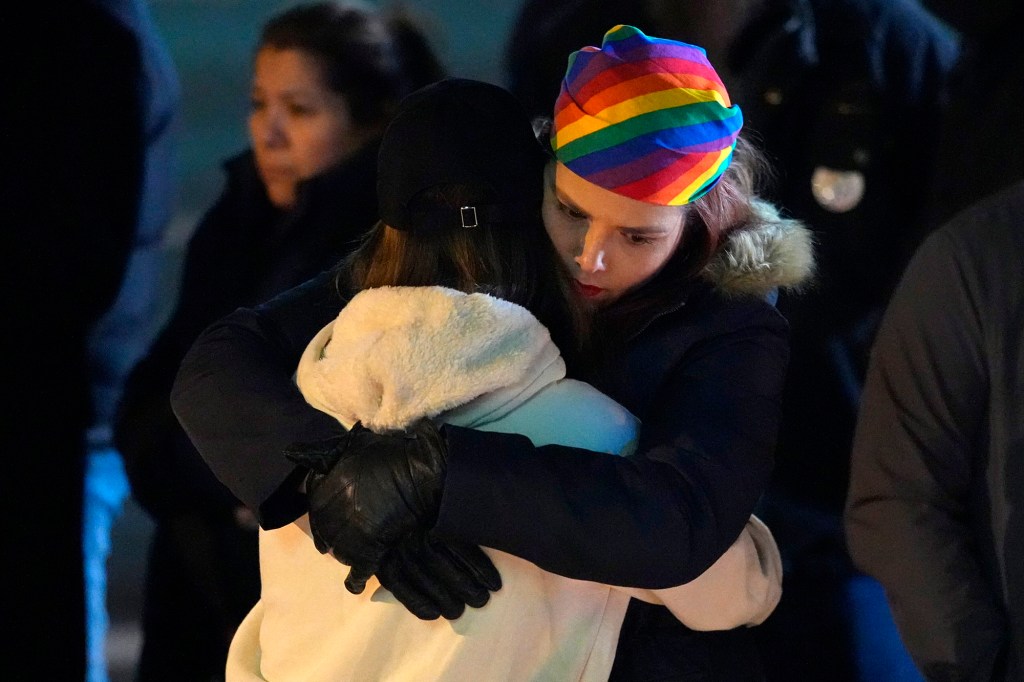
[574,229,607,273]
[255,106,287,148]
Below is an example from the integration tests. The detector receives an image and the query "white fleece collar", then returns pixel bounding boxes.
[296,286,565,432]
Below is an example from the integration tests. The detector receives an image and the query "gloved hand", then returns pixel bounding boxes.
[377,531,501,620]
[284,419,492,601]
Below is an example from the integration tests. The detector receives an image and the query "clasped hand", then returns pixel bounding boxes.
[285,420,501,619]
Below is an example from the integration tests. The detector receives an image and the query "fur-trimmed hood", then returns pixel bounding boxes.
[700,199,815,297]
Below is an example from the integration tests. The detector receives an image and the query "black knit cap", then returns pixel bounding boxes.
[377,78,548,232]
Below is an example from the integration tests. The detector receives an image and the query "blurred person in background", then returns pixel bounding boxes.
[505,1,959,679]
[5,2,150,679]
[918,0,1024,227]
[113,2,444,679]
[844,2,1023,681]
[846,180,1024,681]
[81,1,182,680]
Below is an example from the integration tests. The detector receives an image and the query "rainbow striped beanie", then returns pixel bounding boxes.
[552,25,743,206]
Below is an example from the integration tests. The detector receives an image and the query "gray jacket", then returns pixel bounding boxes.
[845,180,1024,681]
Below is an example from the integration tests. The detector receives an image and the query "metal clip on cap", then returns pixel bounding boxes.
[460,205,478,229]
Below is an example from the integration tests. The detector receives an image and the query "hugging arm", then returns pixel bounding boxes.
[171,269,346,528]
[174,278,787,594]
[171,272,501,617]
[316,301,790,589]
[435,313,788,587]
[622,514,783,630]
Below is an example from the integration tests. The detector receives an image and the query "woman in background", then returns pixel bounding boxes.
[113,3,443,679]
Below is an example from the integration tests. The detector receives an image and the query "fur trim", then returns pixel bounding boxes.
[701,199,815,297]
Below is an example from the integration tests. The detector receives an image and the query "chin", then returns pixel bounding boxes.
[266,186,296,210]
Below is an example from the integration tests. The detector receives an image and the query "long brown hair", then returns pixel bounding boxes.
[339,182,587,362]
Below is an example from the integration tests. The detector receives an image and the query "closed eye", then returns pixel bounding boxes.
[624,231,656,245]
[558,200,587,220]
[287,102,316,117]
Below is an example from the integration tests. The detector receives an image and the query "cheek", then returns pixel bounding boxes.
[248,113,271,150]
[294,128,347,176]
[620,244,676,289]
[542,210,575,263]
[294,115,359,174]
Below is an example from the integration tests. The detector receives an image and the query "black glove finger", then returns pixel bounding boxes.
[419,540,497,610]
[376,552,442,620]
[344,559,379,595]
[436,539,502,593]
[308,515,335,555]
[396,539,468,620]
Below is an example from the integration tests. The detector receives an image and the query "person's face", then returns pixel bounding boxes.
[249,47,373,209]
[542,162,686,306]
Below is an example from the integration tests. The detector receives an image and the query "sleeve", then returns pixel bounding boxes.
[170,269,349,528]
[844,229,1007,679]
[622,514,783,631]
[115,200,245,518]
[435,306,788,588]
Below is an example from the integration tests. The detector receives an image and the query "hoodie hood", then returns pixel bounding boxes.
[700,198,815,297]
[295,286,565,432]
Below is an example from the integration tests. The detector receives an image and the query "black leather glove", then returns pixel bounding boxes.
[377,531,501,620]
[284,419,499,606]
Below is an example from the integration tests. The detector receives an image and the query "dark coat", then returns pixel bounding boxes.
[117,144,379,519]
[171,201,814,680]
[728,2,959,678]
[737,0,959,515]
[6,5,144,678]
[846,181,1024,682]
[114,142,379,679]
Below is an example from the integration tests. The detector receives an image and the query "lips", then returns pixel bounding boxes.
[573,280,604,298]
[259,166,294,182]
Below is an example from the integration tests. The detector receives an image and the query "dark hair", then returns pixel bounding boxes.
[258,2,444,126]
[341,183,586,362]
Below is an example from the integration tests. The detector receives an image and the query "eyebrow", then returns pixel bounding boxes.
[555,188,671,234]
[554,188,589,217]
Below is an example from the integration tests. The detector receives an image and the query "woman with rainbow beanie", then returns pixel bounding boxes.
[173,26,814,679]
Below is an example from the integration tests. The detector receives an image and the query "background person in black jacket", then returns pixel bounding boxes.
[113,3,444,679]
[844,2,1024,680]
[5,3,146,680]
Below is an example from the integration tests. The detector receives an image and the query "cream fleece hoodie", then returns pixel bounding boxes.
[227,286,782,682]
